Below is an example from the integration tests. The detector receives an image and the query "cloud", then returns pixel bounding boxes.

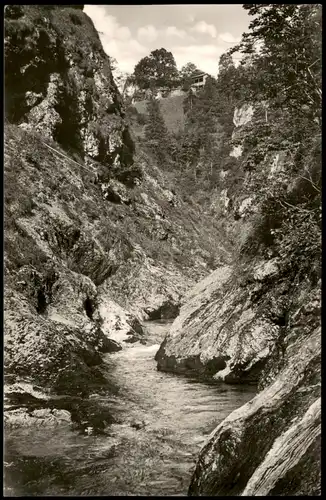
[137,25,159,43]
[84,6,131,41]
[218,32,241,44]
[84,5,147,73]
[173,44,226,76]
[165,26,187,39]
[83,5,243,75]
[191,21,217,39]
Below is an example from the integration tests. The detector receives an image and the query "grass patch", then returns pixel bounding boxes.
[133,94,186,133]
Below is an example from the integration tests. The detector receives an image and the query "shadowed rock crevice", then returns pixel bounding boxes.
[36,289,47,314]
[83,297,94,319]
[145,302,180,321]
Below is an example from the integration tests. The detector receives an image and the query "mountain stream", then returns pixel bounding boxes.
[4,320,256,496]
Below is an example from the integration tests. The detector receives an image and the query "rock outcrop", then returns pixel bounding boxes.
[4,269,118,395]
[156,259,281,382]
[4,5,135,179]
[156,259,320,495]
[188,324,321,496]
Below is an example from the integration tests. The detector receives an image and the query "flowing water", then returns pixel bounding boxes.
[4,320,256,496]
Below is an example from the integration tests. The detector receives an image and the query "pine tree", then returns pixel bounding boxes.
[183,87,196,115]
[144,97,171,167]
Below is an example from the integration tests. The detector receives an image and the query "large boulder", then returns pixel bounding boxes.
[188,326,321,496]
[98,295,144,344]
[155,260,283,383]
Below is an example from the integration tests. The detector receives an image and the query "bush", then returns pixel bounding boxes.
[20,197,37,216]
[5,219,49,272]
[69,11,83,25]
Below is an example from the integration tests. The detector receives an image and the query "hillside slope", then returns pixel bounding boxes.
[133,92,186,134]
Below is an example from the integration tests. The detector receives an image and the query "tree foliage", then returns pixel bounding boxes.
[144,96,171,167]
[133,48,180,90]
[228,4,321,274]
[229,4,322,121]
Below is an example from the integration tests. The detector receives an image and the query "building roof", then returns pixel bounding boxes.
[190,72,208,79]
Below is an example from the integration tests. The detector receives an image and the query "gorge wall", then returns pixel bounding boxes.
[4,5,229,426]
[155,99,321,495]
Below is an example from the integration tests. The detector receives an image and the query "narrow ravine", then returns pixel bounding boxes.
[5,320,256,496]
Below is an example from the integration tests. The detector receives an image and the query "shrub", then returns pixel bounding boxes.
[5,222,48,272]
[69,11,83,25]
[20,197,37,216]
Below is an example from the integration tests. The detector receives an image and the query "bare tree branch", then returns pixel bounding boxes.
[298,172,321,193]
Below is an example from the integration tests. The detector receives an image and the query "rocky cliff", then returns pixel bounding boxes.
[156,255,321,495]
[5,5,135,178]
[4,5,228,428]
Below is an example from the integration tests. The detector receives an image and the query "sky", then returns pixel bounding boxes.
[83,5,250,76]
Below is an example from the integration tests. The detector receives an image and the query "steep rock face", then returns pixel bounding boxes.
[232,103,254,128]
[100,255,193,322]
[156,259,285,382]
[189,324,321,496]
[4,5,135,179]
[4,122,144,403]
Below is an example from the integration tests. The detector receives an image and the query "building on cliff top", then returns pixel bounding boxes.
[190,72,209,89]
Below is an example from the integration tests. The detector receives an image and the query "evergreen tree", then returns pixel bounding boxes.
[144,97,171,167]
[180,62,200,91]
